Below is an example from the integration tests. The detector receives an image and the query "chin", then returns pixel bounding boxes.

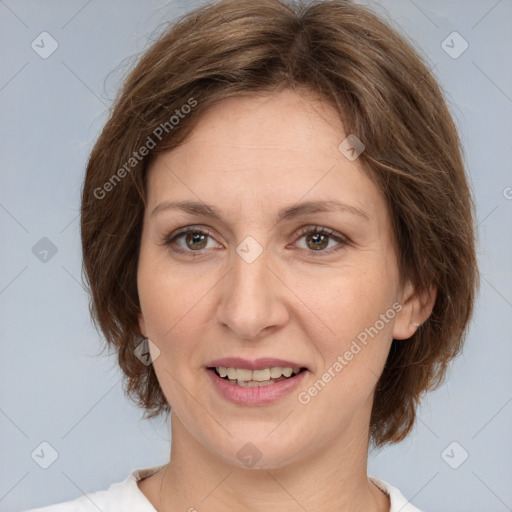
[205,427,311,471]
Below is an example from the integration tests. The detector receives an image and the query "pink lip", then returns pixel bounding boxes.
[206,357,306,371]
[206,367,308,406]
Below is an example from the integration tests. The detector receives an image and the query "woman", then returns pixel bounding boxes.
[26,0,478,510]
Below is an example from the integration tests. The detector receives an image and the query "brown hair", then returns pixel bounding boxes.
[80,0,479,448]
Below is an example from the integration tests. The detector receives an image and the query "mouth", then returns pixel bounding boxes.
[207,366,308,387]
[205,357,310,405]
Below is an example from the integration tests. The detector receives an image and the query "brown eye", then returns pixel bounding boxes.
[163,226,221,257]
[305,231,330,251]
[294,226,348,256]
[183,231,208,250]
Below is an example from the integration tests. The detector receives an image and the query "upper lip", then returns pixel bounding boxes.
[207,357,308,371]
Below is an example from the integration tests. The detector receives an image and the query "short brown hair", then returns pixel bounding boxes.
[81,0,479,448]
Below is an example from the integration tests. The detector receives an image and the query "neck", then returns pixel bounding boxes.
[151,413,389,512]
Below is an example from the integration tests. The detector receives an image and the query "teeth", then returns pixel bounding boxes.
[236,368,252,381]
[215,366,302,382]
[252,368,271,381]
[270,367,283,379]
[282,367,293,378]
[236,379,275,387]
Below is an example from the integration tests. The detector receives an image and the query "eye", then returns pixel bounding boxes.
[292,226,349,256]
[161,226,222,257]
[161,225,348,258]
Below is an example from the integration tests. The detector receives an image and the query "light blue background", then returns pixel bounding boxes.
[1,1,511,511]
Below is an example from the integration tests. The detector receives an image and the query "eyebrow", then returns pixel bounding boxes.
[151,199,370,223]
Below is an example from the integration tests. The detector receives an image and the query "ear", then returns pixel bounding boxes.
[138,311,147,338]
[393,281,437,340]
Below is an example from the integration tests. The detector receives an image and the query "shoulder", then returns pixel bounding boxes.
[368,475,424,512]
[23,465,166,512]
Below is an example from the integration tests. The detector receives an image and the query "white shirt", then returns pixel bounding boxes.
[24,464,422,511]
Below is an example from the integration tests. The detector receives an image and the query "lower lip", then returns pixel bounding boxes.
[206,368,308,406]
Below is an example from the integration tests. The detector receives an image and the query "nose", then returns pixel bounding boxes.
[216,244,289,341]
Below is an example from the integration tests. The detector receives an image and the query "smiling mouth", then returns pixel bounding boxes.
[208,366,308,387]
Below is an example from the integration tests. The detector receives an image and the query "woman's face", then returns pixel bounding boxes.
[137,88,419,468]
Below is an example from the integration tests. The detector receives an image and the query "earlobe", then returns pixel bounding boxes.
[392,282,437,340]
[138,312,147,338]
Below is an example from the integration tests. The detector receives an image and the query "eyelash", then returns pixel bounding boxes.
[160,225,349,259]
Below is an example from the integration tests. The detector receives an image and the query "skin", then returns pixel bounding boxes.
[136,88,436,511]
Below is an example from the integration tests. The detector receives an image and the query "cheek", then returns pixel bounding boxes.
[138,266,212,410]
[304,265,397,339]
[138,246,212,337]
[296,262,398,392]
[297,282,396,422]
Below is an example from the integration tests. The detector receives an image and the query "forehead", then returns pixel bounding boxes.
[146,89,386,224]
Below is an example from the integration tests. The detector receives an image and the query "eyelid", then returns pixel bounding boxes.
[161,224,349,257]
[293,225,349,244]
[290,225,349,256]
[159,225,223,250]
